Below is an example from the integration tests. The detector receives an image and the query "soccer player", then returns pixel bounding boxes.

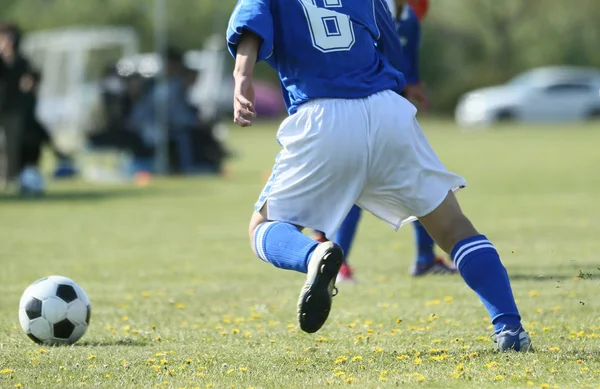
[227,0,532,351]
[317,0,455,282]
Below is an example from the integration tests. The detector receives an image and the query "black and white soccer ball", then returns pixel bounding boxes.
[18,276,91,345]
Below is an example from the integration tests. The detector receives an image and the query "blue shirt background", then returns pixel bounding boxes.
[227,0,407,114]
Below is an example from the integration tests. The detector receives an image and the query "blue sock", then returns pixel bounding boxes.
[451,235,521,333]
[254,222,318,273]
[333,205,362,264]
[413,220,435,264]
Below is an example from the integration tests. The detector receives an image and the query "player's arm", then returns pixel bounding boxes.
[232,32,260,127]
[401,8,430,111]
[402,10,421,86]
[374,0,404,74]
[226,0,274,127]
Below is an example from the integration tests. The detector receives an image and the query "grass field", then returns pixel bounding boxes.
[1,119,600,389]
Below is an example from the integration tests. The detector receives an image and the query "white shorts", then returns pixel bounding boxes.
[255,90,466,238]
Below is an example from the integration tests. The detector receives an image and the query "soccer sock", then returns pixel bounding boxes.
[333,205,362,264]
[451,235,521,333]
[253,221,318,273]
[413,220,435,264]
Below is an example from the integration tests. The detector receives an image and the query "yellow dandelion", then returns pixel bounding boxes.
[15,384,22,388]
[374,347,383,353]
[351,356,362,362]
[226,369,234,374]
[155,336,162,341]
[416,375,425,382]
[315,337,327,342]
[548,346,560,351]
[334,371,345,377]
[396,354,408,360]
[206,384,215,389]
[380,370,388,377]
[0,369,15,374]
[414,358,422,364]
[456,364,464,371]
[526,382,535,387]
[186,359,193,364]
[334,356,348,364]
[240,367,248,372]
[450,371,463,379]
[426,299,441,306]
[364,320,373,325]
[552,306,561,312]
[160,359,168,365]
[345,377,355,383]
[175,303,186,309]
[444,296,454,303]
[535,308,543,313]
[581,367,589,372]
[495,375,504,381]
[39,348,47,353]
[540,384,549,389]
[88,354,96,360]
[529,290,539,297]
[231,329,240,335]
[551,369,558,374]
[577,359,584,364]
[121,315,128,321]
[486,361,499,369]
[270,339,276,343]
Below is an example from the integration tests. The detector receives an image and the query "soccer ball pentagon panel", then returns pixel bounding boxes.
[18,276,91,345]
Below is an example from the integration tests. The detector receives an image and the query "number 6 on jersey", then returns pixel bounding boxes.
[300,0,356,52]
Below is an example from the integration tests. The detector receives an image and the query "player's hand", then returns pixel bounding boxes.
[233,75,256,127]
[404,83,430,113]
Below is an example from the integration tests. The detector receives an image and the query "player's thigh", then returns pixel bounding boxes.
[254,100,369,238]
[359,91,466,231]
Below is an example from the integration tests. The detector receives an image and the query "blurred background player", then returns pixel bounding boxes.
[0,22,74,195]
[316,0,457,282]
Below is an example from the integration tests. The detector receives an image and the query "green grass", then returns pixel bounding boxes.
[1,119,600,389]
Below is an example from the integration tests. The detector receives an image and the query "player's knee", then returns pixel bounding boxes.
[418,191,478,253]
[248,209,268,254]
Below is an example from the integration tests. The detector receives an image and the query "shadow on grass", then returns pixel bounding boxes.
[75,339,149,347]
[0,188,162,203]
[509,274,578,282]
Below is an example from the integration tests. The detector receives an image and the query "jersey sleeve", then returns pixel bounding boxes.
[226,0,274,62]
[374,0,404,74]
[401,7,421,85]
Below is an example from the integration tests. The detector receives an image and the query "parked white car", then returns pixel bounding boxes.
[455,66,600,127]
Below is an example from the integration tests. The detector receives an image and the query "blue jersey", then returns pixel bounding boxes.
[227,0,406,114]
[396,3,421,85]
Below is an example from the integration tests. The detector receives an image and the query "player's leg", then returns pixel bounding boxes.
[248,101,368,333]
[249,206,344,333]
[410,220,457,276]
[417,192,530,351]
[360,91,530,351]
[332,204,361,282]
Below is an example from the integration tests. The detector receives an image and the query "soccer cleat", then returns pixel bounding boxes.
[410,257,458,277]
[298,241,343,333]
[495,326,533,352]
[336,263,357,283]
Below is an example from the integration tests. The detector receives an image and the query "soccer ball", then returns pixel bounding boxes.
[18,276,91,345]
